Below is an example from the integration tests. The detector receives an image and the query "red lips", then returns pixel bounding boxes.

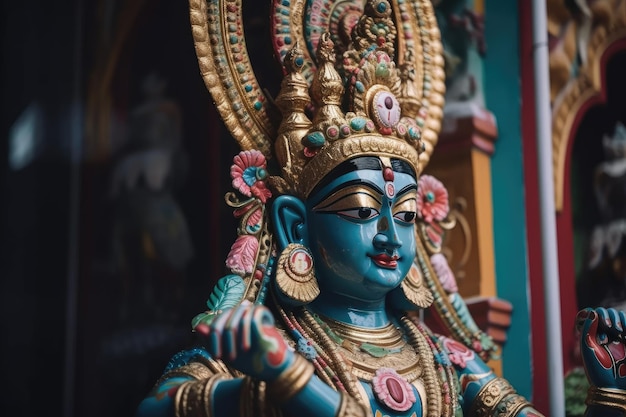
[371,253,399,269]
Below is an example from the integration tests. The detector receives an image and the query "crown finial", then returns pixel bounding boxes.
[273,42,312,194]
[351,0,396,57]
[399,51,422,119]
[310,33,347,127]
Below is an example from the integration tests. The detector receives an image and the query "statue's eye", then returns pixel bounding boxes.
[337,207,380,220]
[359,208,374,219]
[394,211,416,224]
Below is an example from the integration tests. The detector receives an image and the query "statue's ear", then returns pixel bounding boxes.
[272,195,308,250]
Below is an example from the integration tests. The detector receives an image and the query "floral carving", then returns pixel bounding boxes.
[417,175,449,223]
[225,235,259,275]
[230,150,272,203]
[442,336,476,369]
[372,367,416,412]
[430,253,458,294]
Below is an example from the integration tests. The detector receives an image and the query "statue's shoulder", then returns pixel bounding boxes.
[159,346,237,381]
[163,347,212,373]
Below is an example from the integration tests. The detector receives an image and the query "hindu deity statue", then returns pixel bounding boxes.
[137,1,626,416]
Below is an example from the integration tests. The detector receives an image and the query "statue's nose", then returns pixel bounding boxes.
[373,215,402,251]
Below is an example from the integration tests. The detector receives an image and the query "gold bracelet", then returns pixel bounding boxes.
[174,380,196,417]
[266,354,315,403]
[240,377,259,417]
[586,386,626,413]
[468,377,534,417]
[492,393,533,417]
[202,374,231,417]
[336,393,369,417]
[174,374,230,417]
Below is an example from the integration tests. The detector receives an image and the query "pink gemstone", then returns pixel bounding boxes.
[386,378,404,404]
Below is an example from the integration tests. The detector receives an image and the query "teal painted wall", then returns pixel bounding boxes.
[484,0,533,399]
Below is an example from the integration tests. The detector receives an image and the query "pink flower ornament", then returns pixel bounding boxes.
[225,235,259,275]
[417,175,449,223]
[372,368,416,412]
[442,337,475,369]
[430,253,458,294]
[230,150,272,203]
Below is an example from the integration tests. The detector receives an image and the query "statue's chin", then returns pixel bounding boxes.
[316,266,403,298]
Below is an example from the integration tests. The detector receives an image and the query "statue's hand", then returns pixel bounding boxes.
[195,303,294,381]
[576,307,626,389]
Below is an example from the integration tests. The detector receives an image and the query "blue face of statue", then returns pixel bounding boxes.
[304,158,417,303]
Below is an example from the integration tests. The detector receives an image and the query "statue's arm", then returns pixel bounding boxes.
[136,365,347,417]
[439,335,543,416]
[135,348,243,417]
[137,305,365,417]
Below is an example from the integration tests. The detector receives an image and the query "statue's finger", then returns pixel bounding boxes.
[576,308,594,331]
[581,309,601,349]
[212,308,234,332]
[619,310,626,340]
[210,327,223,359]
[209,309,235,359]
[224,305,249,361]
[597,307,611,329]
[256,305,275,327]
[194,323,210,337]
[249,306,274,341]
[595,308,612,344]
[608,308,622,332]
[240,306,255,352]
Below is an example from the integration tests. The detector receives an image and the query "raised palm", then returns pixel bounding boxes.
[577,307,626,390]
[194,304,294,381]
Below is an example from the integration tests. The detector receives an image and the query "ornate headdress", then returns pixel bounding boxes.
[190,0,445,198]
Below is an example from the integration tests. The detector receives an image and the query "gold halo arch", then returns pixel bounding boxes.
[552,1,626,211]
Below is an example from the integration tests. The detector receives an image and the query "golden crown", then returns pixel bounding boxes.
[190,0,445,197]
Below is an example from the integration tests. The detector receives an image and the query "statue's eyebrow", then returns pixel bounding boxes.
[396,184,417,197]
[316,179,384,203]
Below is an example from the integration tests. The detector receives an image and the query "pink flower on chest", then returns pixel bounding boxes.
[372,368,417,412]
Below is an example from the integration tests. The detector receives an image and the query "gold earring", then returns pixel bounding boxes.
[399,262,434,308]
[275,243,319,303]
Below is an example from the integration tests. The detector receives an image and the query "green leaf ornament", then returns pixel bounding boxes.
[190,275,245,329]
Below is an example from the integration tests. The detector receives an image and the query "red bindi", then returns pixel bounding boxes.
[383,167,395,182]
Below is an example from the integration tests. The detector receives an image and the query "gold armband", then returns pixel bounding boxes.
[154,362,215,388]
[266,354,315,404]
[469,377,534,417]
[586,386,626,413]
[174,374,230,417]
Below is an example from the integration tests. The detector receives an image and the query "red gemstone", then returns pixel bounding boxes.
[383,167,394,181]
[386,378,404,404]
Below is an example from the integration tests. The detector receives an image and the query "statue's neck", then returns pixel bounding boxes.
[308,291,390,328]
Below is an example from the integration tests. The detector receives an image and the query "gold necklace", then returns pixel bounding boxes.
[318,314,405,348]
[291,309,456,417]
[312,313,422,383]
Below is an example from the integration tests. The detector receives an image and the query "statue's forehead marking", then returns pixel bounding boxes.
[379,156,395,198]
